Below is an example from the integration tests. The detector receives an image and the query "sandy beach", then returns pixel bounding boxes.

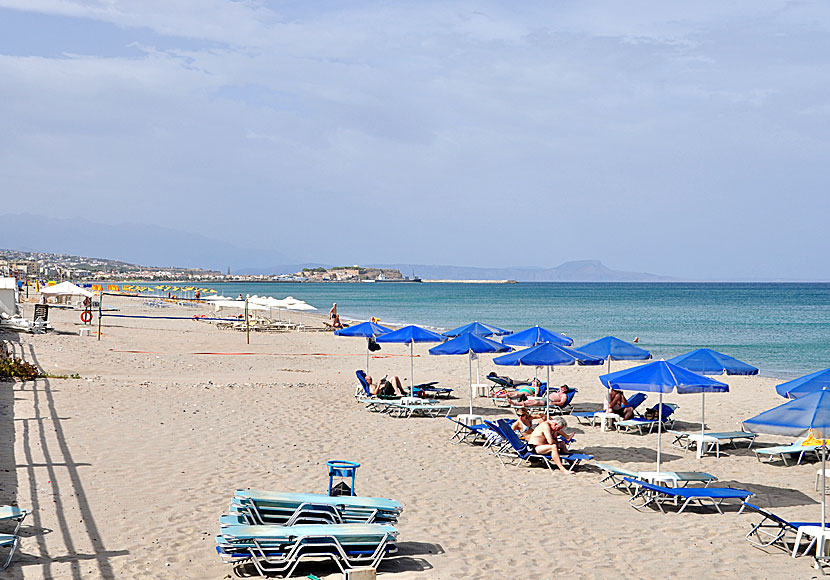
[0,295,825,579]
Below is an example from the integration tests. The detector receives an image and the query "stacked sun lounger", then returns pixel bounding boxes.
[0,505,29,570]
[217,490,402,577]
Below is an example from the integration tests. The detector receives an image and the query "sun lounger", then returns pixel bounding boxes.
[594,463,641,491]
[508,388,578,415]
[412,382,453,399]
[615,403,678,434]
[573,393,648,426]
[753,440,821,466]
[594,464,717,492]
[670,430,758,458]
[370,397,453,418]
[0,535,19,571]
[739,502,830,554]
[446,416,495,445]
[231,490,402,526]
[0,506,29,536]
[623,477,752,514]
[492,419,592,472]
[216,523,398,577]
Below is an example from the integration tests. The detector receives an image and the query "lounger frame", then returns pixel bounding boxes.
[623,477,752,514]
[217,529,397,577]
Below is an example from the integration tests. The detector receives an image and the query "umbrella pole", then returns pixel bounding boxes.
[476,356,482,386]
[469,351,474,416]
[366,345,370,375]
[657,393,663,473]
[824,443,827,553]
[546,366,551,420]
[410,341,415,397]
[701,391,706,441]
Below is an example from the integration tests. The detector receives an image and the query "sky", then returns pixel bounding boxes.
[1,1,829,280]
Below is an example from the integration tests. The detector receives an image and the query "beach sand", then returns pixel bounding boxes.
[0,296,824,579]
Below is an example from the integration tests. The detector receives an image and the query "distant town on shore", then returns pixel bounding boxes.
[0,249,425,283]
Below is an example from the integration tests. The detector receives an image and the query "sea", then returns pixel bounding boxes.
[199,282,829,380]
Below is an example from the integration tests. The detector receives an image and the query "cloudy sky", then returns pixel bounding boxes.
[1,1,829,279]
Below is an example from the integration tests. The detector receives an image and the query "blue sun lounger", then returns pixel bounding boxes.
[623,477,752,514]
[572,393,648,426]
[615,403,678,434]
[508,388,578,415]
[492,419,592,472]
[446,416,495,445]
[739,502,830,554]
[216,523,398,577]
[231,490,402,526]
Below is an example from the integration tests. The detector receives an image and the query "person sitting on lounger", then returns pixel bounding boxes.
[527,416,574,475]
[606,388,634,420]
[512,408,536,436]
[365,374,407,397]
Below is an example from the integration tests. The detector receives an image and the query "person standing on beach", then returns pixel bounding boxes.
[329,302,338,322]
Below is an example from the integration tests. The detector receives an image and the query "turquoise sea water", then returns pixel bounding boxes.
[204,282,830,380]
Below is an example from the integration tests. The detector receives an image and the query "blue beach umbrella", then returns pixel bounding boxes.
[376,325,446,395]
[743,388,830,533]
[600,361,728,472]
[666,348,756,437]
[494,343,603,418]
[774,368,830,400]
[667,348,758,376]
[576,336,652,375]
[502,325,573,347]
[442,321,513,337]
[334,321,393,374]
[430,333,511,415]
[442,321,513,388]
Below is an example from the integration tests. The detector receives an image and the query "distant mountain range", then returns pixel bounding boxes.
[0,214,673,281]
[368,261,676,282]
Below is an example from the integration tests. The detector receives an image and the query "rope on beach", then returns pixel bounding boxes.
[100,314,242,322]
[106,350,418,357]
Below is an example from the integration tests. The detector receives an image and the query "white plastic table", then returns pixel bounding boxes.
[793,525,830,559]
[456,414,483,426]
[593,412,619,432]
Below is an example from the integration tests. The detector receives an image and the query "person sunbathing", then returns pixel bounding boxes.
[487,372,531,387]
[527,416,574,474]
[365,374,407,397]
[496,377,542,401]
[606,388,634,420]
[512,385,571,408]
